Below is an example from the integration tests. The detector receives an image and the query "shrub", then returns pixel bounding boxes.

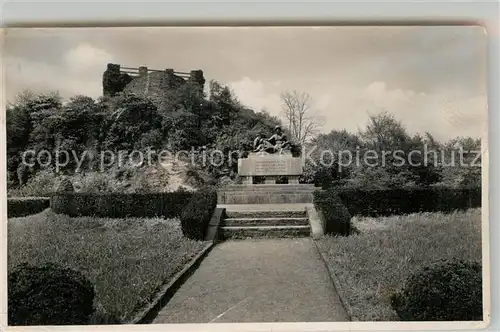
[390,259,482,321]
[180,188,217,240]
[56,177,75,192]
[8,262,95,325]
[50,190,193,219]
[8,169,60,197]
[336,187,481,217]
[313,189,352,236]
[7,197,50,218]
[74,172,115,193]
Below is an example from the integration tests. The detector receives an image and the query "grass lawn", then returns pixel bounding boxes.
[8,209,207,323]
[315,208,482,321]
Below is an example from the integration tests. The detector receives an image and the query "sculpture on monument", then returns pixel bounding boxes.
[238,125,302,184]
[253,126,291,154]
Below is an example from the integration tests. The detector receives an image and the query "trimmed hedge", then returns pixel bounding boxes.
[180,188,217,240]
[336,187,481,217]
[313,190,352,236]
[50,190,193,218]
[9,262,95,325]
[391,259,482,321]
[8,197,50,218]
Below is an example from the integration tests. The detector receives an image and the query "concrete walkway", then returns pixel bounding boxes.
[153,238,349,323]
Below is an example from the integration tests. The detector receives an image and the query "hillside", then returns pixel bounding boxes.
[6,75,481,197]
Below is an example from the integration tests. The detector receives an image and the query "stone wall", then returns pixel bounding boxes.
[102,63,134,97]
[102,63,205,98]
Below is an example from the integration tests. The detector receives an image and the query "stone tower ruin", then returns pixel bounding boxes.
[102,63,205,97]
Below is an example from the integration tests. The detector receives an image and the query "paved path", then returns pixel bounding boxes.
[153,238,349,323]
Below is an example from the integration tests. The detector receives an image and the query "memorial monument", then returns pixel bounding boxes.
[213,126,323,240]
[240,126,302,184]
[217,125,315,205]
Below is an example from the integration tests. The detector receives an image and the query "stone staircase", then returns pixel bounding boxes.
[215,183,317,240]
[219,206,311,239]
[206,153,326,241]
[217,184,315,205]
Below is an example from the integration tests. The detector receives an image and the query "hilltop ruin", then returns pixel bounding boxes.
[102,63,205,98]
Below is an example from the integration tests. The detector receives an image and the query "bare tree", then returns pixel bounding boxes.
[280,90,322,144]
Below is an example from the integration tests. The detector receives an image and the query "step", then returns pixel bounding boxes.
[220,184,316,192]
[219,193,313,204]
[222,217,309,227]
[219,191,314,196]
[219,225,311,240]
[220,203,313,211]
[225,210,307,219]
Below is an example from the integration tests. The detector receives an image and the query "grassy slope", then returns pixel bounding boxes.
[316,208,482,321]
[8,209,206,323]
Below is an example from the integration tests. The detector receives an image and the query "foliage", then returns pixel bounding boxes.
[8,169,61,197]
[56,176,75,192]
[5,87,481,193]
[7,197,50,218]
[101,93,163,152]
[315,208,482,321]
[50,190,193,219]
[335,187,481,217]
[313,189,352,235]
[302,113,477,190]
[391,260,482,321]
[8,262,95,325]
[8,210,206,322]
[180,187,217,240]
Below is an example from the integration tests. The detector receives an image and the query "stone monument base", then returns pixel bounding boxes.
[217,184,315,205]
[238,153,302,185]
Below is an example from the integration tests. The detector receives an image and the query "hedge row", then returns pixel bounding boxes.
[313,190,352,236]
[50,191,193,218]
[180,188,218,240]
[335,187,481,217]
[8,197,50,218]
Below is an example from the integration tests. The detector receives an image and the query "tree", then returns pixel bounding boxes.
[356,112,442,188]
[102,94,163,152]
[280,90,322,144]
[359,111,410,150]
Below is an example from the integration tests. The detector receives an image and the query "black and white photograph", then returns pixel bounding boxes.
[1,25,489,328]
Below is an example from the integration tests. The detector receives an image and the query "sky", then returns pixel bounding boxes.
[3,26,487,142]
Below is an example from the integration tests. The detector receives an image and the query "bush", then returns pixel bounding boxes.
[390,259,482,321]
[8,262,95,325]
[335,187,481,217]
[55,177,75,192]
[7,197,50,218]
[180,188,217,240]
[50,190,193,218]
[8,169,60,197]
[313,189,352,236]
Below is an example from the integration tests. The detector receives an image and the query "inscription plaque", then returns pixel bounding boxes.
[238,154,302,176]
[255,160,288,174]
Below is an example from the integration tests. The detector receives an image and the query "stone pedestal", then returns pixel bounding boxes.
[217,184,316,204]
[238,153,302,185]
[215,152,322,240]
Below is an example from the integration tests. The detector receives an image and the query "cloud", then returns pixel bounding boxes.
[63,43,114,75]
[355,81,486,141]
[4,27,486,142]
[228,77,282,115]
[227,77,486,142]
[5,43,114,100]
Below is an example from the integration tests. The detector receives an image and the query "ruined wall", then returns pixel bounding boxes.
[102,63,205,99]
[102,63,134,97]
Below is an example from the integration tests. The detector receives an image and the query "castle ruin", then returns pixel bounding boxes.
[102,63,205,97]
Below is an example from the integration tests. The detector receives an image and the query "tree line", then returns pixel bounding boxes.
[5,80,481,191]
